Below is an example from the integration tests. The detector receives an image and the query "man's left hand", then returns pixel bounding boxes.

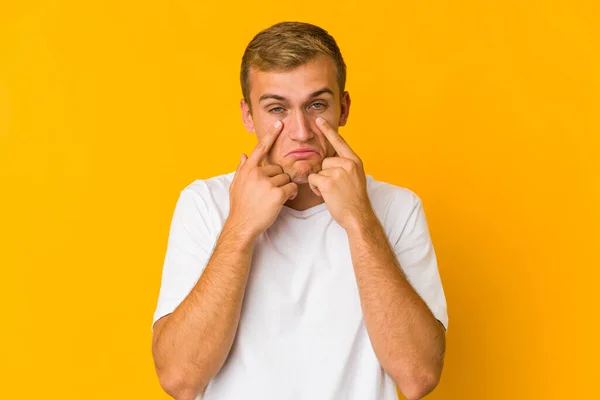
[308,117,374,231]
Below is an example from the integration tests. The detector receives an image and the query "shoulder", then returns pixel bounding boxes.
[366,175,428,244]
[183,171,235,198]
[174,171,235,230]
[366,175,422,219]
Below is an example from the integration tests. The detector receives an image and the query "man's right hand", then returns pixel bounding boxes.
[227,120,298,240]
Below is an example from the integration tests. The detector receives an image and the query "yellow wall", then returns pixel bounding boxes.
[1,1,598,398]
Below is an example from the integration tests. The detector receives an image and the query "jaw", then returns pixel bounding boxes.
[283,159,322,184]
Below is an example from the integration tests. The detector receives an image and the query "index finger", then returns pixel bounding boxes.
[247,120,284,166]
[315,117,358,161]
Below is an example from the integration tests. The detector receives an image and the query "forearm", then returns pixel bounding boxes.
[153,220,256,399]
[346,212,445,400]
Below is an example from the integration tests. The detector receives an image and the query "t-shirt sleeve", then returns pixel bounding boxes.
[152,187,217,331]
[392,194,449,331]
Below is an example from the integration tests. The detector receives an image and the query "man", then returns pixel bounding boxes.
[151,21,448,400]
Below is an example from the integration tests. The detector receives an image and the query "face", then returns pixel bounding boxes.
[241,56,351,184]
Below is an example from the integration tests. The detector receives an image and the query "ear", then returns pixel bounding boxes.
[240,99,255,133]
[338,91,351,127]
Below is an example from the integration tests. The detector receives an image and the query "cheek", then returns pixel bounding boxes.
[265,135,286,160]
[325,142,337,157]
[316,131,337,157]
[254,111,277,134]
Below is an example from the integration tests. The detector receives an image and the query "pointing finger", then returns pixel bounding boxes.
[315,117,358,162]
[247,120,284,166]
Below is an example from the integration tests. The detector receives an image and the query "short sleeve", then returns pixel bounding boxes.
[152,187,217,331]
[393,196,448,331]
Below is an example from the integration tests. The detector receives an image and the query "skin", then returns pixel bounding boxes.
[308,116,447,399]
[152,124,297,400]
[240,55,350,211]
[152,55,446,400]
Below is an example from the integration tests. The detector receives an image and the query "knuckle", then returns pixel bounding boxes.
[275,189,287,203]
[249,167,261,179]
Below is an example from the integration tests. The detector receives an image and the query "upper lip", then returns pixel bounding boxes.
[286,147,319,156]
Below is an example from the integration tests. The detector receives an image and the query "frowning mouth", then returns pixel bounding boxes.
[285,148,319,158]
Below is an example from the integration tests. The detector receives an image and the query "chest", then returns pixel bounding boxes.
[238,215,363,340]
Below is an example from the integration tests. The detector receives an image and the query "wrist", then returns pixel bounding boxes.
[344,207,379,237]
[221,217,258,251]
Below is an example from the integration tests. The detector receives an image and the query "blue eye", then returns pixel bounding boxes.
[311,102,326,110]
[269,107,285,113]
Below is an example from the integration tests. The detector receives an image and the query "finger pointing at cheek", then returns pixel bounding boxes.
[315,117,359,163]
[247,120,284,167]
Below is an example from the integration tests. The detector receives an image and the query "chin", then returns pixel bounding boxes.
[290,174,310,184]
[285,160,321,184]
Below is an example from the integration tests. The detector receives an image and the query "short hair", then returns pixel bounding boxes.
[240,21,347,112]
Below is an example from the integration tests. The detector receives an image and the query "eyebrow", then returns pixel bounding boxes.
[258,87,335,103]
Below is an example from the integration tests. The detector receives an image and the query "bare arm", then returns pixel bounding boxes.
[151,120,297,399]
[346,213,446,400]
[308,116,446,400]
[152,220,255,400]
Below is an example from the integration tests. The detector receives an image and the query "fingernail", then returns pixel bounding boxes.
[316,117,325,125]
[274,120,282,128]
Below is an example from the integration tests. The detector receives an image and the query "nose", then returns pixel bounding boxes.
[286,110,314,142]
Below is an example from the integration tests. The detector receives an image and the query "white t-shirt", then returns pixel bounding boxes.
[153,171,448,400]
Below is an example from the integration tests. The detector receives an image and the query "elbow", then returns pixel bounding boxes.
[156,367,203,400]
[392,366,442,400]
[152,319,206,400]
[402,374,440,400]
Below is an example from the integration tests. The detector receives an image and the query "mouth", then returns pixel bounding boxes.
[286,148,319,159]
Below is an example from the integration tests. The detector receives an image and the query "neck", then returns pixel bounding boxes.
[284,183,325,211]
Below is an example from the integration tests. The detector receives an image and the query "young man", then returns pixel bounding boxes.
[151,22,448,400]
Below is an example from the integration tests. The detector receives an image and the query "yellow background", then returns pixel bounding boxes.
[1,1,598,399]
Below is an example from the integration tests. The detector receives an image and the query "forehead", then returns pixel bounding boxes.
[249,56,339,102]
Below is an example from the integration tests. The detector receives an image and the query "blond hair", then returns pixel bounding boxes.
[240,22,347,112]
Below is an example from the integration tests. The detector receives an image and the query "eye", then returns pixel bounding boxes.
[269,107,285,114]
[311,102,326,110]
